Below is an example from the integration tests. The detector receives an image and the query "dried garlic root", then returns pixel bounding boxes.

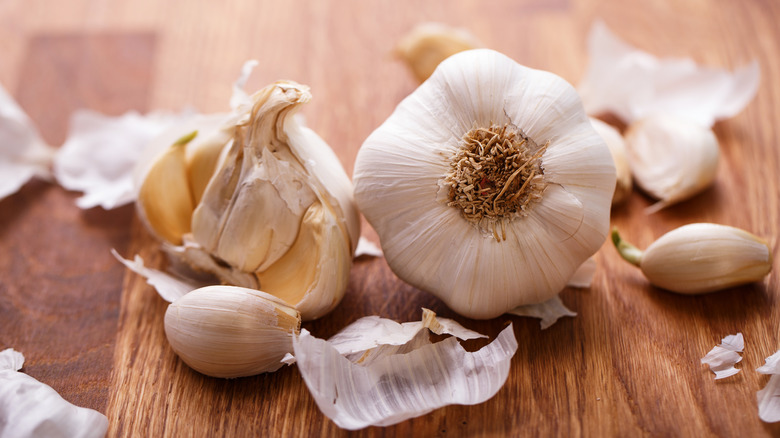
[612,224,772,294]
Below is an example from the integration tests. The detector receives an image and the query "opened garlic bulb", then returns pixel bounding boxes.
[137,81,360,321]
[624,114,719,213]
[590,118,632,205]
[353,49,616,319]
[164,285,301,378]
[612,224,772,294]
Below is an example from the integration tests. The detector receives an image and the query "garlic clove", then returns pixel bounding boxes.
[137,132,197,245]
[612,224,773,294]
[185,126,233,206]
[590,117,632,204]
[164,285,301,378]
[354,49,615,319]
[395,22,481,83]
[623,114,719,213]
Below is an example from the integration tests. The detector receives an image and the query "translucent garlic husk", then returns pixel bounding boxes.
[353,49,616,319]
[613,224,773,294]
[624,114,719,212]
[590,118,632,205]
[136,81,360,321]
[164,285,301,378]
[395,22,481,83]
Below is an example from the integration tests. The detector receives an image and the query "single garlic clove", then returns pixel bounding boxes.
[164,285,301,378]
[395,22,481,83]
[624,114,719,213]
[185,126,233,206]
[612,224,773,294]
[137,132,197,245]
[590,118,632,205]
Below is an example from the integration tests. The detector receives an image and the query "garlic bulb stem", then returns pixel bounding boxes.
[611,228,643,266]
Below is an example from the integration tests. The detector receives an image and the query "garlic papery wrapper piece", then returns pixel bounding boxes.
[0,348,109,438]
[624,114,719,213]
[293,313,517,430]
[590,118,631,205]
[137,81,360,321]
[578,20,759,127]
[353,49,616,319]
[757,350,780,422]
[612,224,773,294]
[700,333,744,379]
[395,22,481,83]
[164,285,301,378]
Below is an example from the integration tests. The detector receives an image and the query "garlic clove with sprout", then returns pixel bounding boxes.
[612,224,773,294]
[353,49,616,319]
[623,114,719,213]
[137,80,359,321]
[395,22,481,83]
[164,285,301,378]
[590,118,632,205]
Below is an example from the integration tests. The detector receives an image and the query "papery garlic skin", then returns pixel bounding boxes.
[590,118,631,205]
[624,114,718,212]
[164,285,301,378]
[136,81,360,321]
[613,224,772,294]
[354,49,616,319]
[395,22,481,82]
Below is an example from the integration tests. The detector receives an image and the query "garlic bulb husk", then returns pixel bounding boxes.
[137,81,360,321]
[624,114,719,213]
[164,285,301,378]
[590,118,632,205]
[395,22,481,83]
[353,49,616,319]
[612,224,773,294]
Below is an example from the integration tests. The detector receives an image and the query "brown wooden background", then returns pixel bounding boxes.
[1,0,779,436]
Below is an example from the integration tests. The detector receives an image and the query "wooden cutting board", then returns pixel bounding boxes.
[2,0,780,436]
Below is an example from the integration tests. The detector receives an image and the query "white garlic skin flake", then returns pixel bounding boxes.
[613,223,773,294]
[353,49,616,319]
[624,114,719,213]
[164,285,301,378]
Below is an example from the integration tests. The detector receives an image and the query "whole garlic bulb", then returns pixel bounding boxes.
[624,114,719,213]
[353,49,616,319]
[136,81,360,321]
[590,118,632,205]
[612,224,773,294]
[164,285,301,378]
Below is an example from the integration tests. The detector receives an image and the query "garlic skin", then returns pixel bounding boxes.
[164,285,301,378]
[612,224,773,294]
[624,114,718,213]
[395,22,481,82]
[353,49,616,319]
[590,118,632,205]
[137,81,360,321]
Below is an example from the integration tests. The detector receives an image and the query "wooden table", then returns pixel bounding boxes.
[2,0,779,436]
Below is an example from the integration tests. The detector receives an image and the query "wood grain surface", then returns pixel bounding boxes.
[1,0,779,436]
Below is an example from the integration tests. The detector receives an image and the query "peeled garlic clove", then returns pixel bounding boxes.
[612,224,773,294]
[624,114,719,213]
[395,22,481,82]
[353,49,616,319]
[137,132,197,245]
[590,118,632,205]
[164,285,301,378]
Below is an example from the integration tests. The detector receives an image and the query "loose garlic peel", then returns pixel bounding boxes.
[164,285,301,378]
[612,224,772,294]
[137,81,359,321]
[354,49,616,319]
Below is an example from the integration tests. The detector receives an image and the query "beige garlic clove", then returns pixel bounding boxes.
[395,22,481,83]
[624,114,719,213]
[164,285,301,378]
[612,224,773,294]
[590,118,632,205]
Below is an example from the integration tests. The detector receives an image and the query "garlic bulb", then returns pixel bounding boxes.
[353,49,616,319]
[624,114,719,213]
[164,285,301,378]
[395,22,481,83]
[612,224,773,294]
[137,81,360,320]
[590,118,632,205]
